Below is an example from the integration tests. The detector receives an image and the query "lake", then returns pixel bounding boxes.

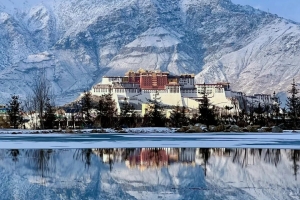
[0,133,300,199]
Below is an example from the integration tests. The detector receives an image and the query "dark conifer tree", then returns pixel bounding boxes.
[120,98,135,117]
[169,104,182,127]
[7,95,23,129]
[119,98,136,127]
[272,91,281,125]
[198,83,217,129]
[81,90,93,123]
[44,98,56,129]
[146,91,166,127]
[169,104,188,127]
[286,79,300,129]
[97,94,117,127]
[254,103,265,126]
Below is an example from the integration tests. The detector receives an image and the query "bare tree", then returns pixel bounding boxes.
[31,70,52,129]
[23,93,39,129]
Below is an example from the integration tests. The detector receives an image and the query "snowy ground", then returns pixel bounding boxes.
[0,128,300,149]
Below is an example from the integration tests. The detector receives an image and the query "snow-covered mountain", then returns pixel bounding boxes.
[0,0,300,104]
[0,148,299,199]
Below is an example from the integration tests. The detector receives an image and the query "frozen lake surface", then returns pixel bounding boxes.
[0,147,300,200]
[1,129,300,199]
[1,132,300,149]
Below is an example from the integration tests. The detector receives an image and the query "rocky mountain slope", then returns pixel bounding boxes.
[0,0,300,104]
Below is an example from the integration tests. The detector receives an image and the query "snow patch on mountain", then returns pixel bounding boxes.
[127,27,182,48]
[0,12,10,23]
[23,51,52,63]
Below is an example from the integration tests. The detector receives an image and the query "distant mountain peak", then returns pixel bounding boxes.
[0,0,299,104]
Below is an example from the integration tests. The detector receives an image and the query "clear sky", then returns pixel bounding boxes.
[231,0,300,22]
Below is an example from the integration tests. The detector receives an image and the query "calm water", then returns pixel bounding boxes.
[0,148,300,200]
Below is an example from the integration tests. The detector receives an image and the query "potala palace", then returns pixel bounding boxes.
[91,69,272,116]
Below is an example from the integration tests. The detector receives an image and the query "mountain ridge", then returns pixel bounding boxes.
[0,0,299,104]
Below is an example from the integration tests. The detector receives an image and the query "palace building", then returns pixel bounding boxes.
[91,69,271,116]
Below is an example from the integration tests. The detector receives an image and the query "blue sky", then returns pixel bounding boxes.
[231,0,300,22]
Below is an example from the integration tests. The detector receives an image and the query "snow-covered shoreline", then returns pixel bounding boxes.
[0,127,299,135]
[0,127,177,135]
[0,130,300,149]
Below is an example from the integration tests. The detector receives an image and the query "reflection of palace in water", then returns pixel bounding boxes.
[92,148,232,171]
[1,148,300,200]
[91,148,300,179]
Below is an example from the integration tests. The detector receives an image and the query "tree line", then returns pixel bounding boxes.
[3,77,300,130]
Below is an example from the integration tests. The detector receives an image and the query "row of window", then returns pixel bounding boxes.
[179,79,193,84]
[115,89,140,93]
[197,89,213,94]
[94,88,110,93]
[196,85,222,89]
[169,88,180,93]
[94,88,223,94]
[181,90,196,93]
[143,90,168,93]
[196,88,224,94]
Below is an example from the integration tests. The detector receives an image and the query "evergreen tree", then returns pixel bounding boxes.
[180,106,189,126]
[198,83,216,129]
[254,103,265,126]
[272,91,281,125]
[248,97,256,125]
[96,94,117,127]
[81,90,93,123]
[169,104,181,127]
[169,104,188,127]
[44,98,56,129]
[224,105,233,124]
[120,98,135,117]
[146,91,166,127]
[286,79,300,129]
[119,98,136,127]
[7,95,23,129]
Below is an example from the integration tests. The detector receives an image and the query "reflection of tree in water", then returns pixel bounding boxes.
[73,149,93,169]
[199,148,211,176]
[25,149,55,178]
[104,149,114,172]
[232,149,281,168]
[7,149,20,163]
[92,148,116,171]
[264,149,281,167]
[233,149,249,167]
[289,150,300,180]
[123,148,136,161]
